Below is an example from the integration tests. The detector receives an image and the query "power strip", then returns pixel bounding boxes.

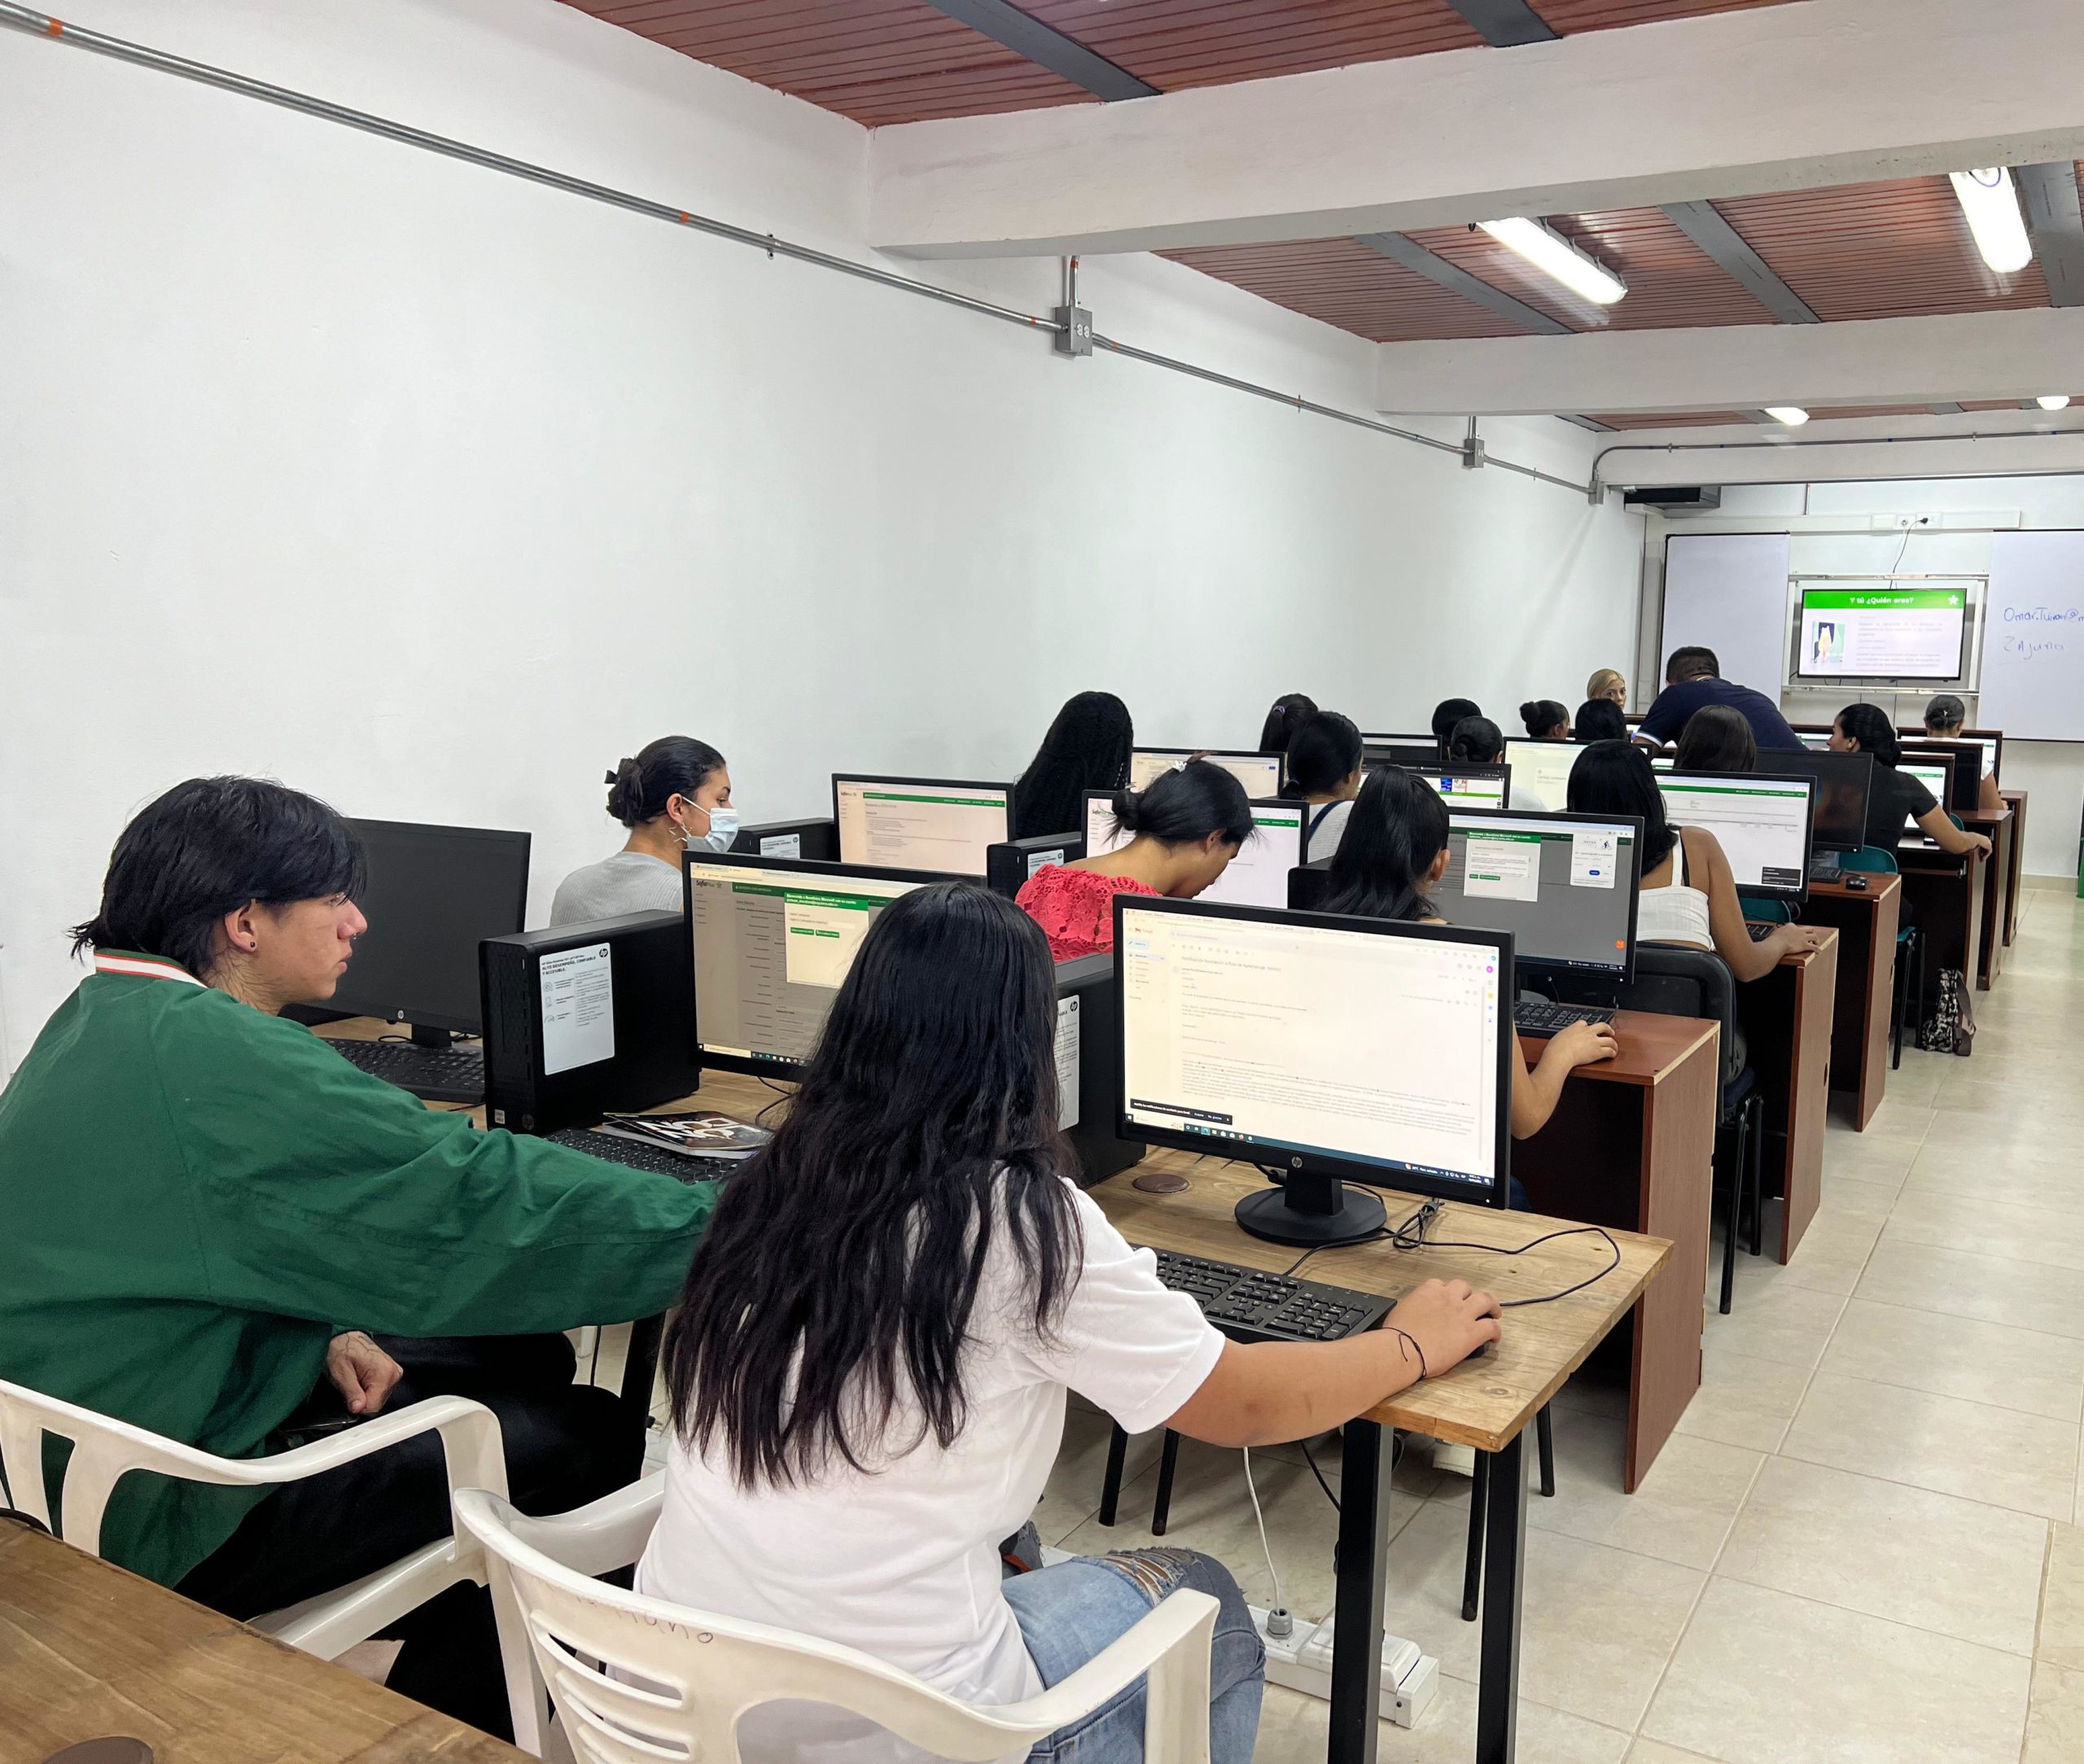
[1251,1605,1438,1728]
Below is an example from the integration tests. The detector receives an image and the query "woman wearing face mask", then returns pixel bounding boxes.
[550,736,735,926]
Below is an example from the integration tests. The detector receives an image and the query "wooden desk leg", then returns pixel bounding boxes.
[620,1312,666,1435]
[1476,1432,1528,1764]
[1978,821,2009,989]
[1329,1417,1389,1764]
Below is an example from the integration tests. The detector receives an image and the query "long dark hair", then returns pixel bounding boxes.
[1259,694,1319,754]
[1011,692,1132,838]
[606,737,726,827]
[1837,703,1901,768]
[1675,705,1756,773]
[1573,698,1627,744]
[1111,759,1254,847]
[1324,768,1449,921]
[1448,716,1506,764]
[72,777,364,982]
[665,884,1082,1489]
[1567,740,1677,870]
[1285,711,1363,797]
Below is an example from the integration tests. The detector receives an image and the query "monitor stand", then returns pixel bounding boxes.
[405,1021,458,1048]
[1234,1171,1387,1249]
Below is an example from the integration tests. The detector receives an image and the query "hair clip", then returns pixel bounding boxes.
[1172,759,1189,773]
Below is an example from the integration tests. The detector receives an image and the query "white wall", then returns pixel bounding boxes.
[1638,477,2084,877]
[0,0,1640,1060]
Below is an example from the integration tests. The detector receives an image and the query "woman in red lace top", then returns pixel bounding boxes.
[1016,759,1254,961]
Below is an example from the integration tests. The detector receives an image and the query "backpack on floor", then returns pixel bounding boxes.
[1919,968,1976,1056]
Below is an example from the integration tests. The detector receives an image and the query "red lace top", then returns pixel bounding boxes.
[1015,864,1162,961]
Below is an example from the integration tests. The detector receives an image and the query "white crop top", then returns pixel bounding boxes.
[1635,829,1714,950]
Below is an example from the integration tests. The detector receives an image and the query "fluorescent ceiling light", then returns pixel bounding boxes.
[1763,407,1810,426]
[1949,168,2034,274]
[1478,217,1626,306]
[2037,394,2072,410]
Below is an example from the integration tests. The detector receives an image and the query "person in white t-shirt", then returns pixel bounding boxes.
[640,882,1503,1764]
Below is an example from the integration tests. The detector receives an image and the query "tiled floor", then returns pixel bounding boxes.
[1023,883,2084,1763]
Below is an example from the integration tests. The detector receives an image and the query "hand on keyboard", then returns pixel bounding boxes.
[1383,1278,1503,1378]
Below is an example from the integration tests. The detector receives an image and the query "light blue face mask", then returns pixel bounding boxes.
[682,804,740,853]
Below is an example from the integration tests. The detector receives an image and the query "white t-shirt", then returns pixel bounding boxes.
[1304,798,1354,862]
[637,1184,1224,1764]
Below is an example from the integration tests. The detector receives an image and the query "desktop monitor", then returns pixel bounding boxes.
[1083,793,1306,909]
[1128,749,1285,798]
[685,852,957,1078]
[1434,808,1641,991]
[1402,764,1510,812]
[1794,585,1969,682]
[1898,756,1955,832]
[1797,731,1832,752]
[1902,733,1996,787]
[831,776,1009,876]
[1500,740,1583,812]
[1363,739,1441,772]
[1657,773,1816,902]
[1898,742,1977,814]
[1115,895,1513,1247]
[1771,751,1873,852]
[332,819,531,1041]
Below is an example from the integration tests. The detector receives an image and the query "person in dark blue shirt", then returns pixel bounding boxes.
[1634,646,1803,752]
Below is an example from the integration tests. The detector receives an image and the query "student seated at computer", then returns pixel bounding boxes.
[1587,667,1628,708]
[1922,693,2003,812]
[1520,699,1570,741]
[1258,691,1319,756]
[1566,742,1827,978]
[551,735,734,924]
[1320,768,1616,1140]
[1431,696,1482,763]
[1674,704,1757,773]
[0,777,721,1736]
[1011,690,1133,838]
[1832,703,1993,861]
[1448,715,1551,812]
[1016,759,1253,960]
[1573,698,1627,745]
[1284,710,1364,857]
[642,882,1501,1764]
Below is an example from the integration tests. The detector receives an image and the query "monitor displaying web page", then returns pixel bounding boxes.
[1083,794,1305,909]
[1657,773,1815,899]
[1435,810,1640,978]
[1902,761,1950,832]
[832,777,1009,875]
[1795,586,1969,681]
[1117,897,1508,1210]
[1403,765,1509,811]
[1128,749,1284,798]
[1500,740,1582,812]
[1797,731,1832,751]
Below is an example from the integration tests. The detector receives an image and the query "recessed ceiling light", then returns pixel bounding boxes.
[1477,217,1626,306]
[1764,407,1810,426]
[2037,394,2072,410]
[1949,169,2034,274]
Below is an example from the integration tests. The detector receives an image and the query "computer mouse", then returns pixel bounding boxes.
[1845,874,1869,891]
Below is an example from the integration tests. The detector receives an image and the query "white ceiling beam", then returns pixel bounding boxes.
[1374,307,2084,418]
[869,0,2084,259]
[1599,416,2084,489]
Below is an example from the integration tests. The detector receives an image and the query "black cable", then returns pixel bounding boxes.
[1289,1200,1622,1307]
[1299,1439,1340,1512]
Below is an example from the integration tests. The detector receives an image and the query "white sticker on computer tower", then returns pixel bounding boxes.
[540,943,615,1075]
[760,834,802,860]
[1055,994,1080,1131]
[1027,847,1066,878]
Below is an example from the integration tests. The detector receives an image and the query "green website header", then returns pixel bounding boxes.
[858,790,1007,808]
[1802,589,1963,611]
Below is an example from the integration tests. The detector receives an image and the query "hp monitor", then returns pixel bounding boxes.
[1898,743,1977,814]
[1082,793,1307,910]
[1899,757,1955,832]
[1362,739,1441,771]
[831,776,1009,876]
[1115,895,1513,1247]
[332,819,531,1041]
[1771,751,1873,853]
[1500,740,1583,812]
[1435,809,1642,987]
[1403,763,1510,811]
[1128,749,1285,798]
[1657,773,1816,901]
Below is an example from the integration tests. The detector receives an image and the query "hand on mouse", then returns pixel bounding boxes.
[1383,1277,1503,1378]
[1552,1018,1618,1069]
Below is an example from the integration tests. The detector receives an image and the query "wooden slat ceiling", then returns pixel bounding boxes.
[563,0,1812,128]
[1162,238,1535,342]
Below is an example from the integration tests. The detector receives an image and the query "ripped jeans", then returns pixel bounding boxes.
[1000,1543,1264,1764]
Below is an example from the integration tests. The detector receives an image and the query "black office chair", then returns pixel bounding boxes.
[1616,945,1761,1315]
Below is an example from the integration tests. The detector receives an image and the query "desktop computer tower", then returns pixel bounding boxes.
[987,832,1087,900]
[1057,954,1142,1186]
[481,911,700,1136]
[729,817,838,863]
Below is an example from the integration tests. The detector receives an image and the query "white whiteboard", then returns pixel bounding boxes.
[1983,532,2084,741]
[1662,533,1791,694]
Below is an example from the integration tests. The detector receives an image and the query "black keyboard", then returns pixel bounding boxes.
[1142,1249,1390,1344]
[328,1037,485,1104]
[1513,1000,1616,1037]
[546,1127,738,1186]
[1745,921,1776,942]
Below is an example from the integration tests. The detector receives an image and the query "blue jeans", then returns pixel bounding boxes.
[1000,1546,1264,1764]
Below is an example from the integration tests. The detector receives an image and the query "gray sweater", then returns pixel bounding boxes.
[549,851,684,926]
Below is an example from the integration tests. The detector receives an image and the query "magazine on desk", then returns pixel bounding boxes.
[594,1112,773,1159]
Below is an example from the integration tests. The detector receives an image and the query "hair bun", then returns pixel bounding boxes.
[1110,786,1141,834]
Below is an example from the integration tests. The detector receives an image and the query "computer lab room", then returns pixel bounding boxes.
[6,4,2084,1763]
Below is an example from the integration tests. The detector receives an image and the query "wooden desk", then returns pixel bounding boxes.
[2000,789,2029,947]
[1087,1156,1668,1764]
[1897,844,1987,1048]
[1803,876,1900,1129]
[1736,935,1837,1263]
[0,1520,523,1764]
[1508,1011,1716,1495]
[1964,808,2012,989]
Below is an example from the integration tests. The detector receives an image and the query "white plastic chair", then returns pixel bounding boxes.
[0,1375,506,1661]
[456,1484,1219,1764]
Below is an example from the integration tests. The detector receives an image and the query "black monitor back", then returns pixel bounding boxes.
[1288,857,1336,912]
[1898,742,1977,813]
[987,832,1087,900]
[481,911,700,1136]
[334,819,531,1036]
[1771,751,1874,851]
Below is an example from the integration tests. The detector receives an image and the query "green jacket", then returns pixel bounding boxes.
[0,954,717,1587]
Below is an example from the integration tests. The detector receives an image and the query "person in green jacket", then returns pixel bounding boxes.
[0,776,718,1734]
